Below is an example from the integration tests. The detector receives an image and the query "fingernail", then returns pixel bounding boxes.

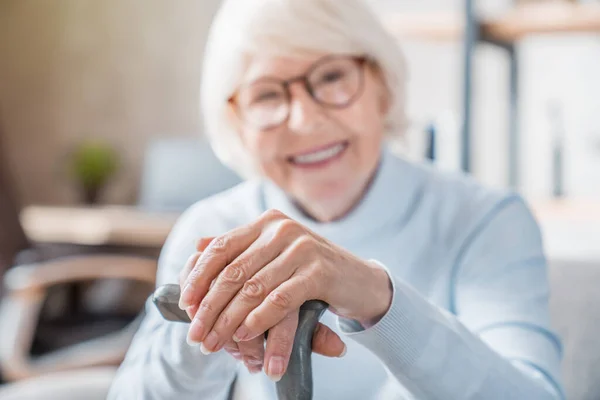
[187,320,203,347]
[186,334,201,347]
[267,356,285,382]
[249,366,263,374]
[233,327,248,342]
[244,357,263,373]
[339,343,347,358]
[245,357,262,366]
[201,331,218,355]
[178,284,191,309]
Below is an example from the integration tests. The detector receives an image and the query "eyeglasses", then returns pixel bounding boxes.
[229,55,368,130]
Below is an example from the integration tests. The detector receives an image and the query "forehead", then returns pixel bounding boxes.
[242,53,327,84]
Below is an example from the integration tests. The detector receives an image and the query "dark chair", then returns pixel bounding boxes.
[0,130,29,292]
[0,119,157,383]
[0,119,91,295]
[0,135,241,388]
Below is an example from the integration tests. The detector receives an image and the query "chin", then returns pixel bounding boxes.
[295,175,368,217]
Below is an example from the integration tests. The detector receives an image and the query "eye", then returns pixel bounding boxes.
[253,91,283,102]
[316,69,346,84]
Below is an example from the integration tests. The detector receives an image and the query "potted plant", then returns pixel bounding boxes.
[67,139,119,205]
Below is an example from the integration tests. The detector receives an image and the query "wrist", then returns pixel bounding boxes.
[356,261,393,328]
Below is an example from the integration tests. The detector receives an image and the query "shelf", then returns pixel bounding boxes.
[482,3,600,43]
[530,199,600,262]
[20,205,178,247]
[382,3,600,43]
[382,12,463,41]
[531,198,600,223]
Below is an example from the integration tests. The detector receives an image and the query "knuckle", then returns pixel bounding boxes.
[291,235,313,253]
[221,262,248,286]
[215,312,231,330]
[262,208,285,221]
[274,219,300,239]
[269,290,293,310]
[245,312,265,331]
[198,300,214,315]
[185,269,201,287]
[307,260,326,278]
[241,279,267,301]
[208,236,228,256]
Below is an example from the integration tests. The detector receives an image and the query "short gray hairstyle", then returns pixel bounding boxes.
[200,0,407,177]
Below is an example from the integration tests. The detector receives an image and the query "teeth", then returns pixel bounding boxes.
[292,144,346,165]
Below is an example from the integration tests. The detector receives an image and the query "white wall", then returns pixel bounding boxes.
[373,0,600,201]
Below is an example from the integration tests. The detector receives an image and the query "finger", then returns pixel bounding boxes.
[179,224,260,309]
[234,275,316,342]
[179,252,202,288]
[180,209,291,309]
[179,252,202,321]
[198,244,299,352]
[264,312,298,382]
[237,335,265,374]
[222,339,242,361]
[195,237,215,252]
[186,236,282,350]
[184,303,199,324]
[312,323,346,358]
[179,236,216,288]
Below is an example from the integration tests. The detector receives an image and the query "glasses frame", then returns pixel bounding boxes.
[228,55,368,130]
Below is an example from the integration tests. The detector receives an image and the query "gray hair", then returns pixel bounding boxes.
[200,0,407,177]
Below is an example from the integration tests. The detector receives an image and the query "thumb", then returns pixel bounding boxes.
[311,323,347,358]
[195,237,216,252]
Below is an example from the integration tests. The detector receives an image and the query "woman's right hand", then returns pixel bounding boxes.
[180,237,346,377]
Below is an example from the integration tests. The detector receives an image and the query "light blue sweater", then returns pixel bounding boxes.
[109,146,564,399]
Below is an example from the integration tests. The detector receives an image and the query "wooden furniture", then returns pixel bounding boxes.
[0,255,157,381]
[20,205,179,249]
[0,367,117,400]
[481,2,600,42]
[382,3,600,42]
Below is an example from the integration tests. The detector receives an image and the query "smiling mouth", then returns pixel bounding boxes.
[287,141,349,167]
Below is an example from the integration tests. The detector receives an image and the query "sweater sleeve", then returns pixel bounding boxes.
[106,203,239,400]
[336,196,564,400]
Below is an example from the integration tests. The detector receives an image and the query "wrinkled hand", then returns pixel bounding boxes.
[179,210,392,381]
[180,237,346,376]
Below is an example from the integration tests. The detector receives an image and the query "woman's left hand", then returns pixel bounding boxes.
[179,209,392,378]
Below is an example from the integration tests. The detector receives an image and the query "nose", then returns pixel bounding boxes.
[286,82,325,134]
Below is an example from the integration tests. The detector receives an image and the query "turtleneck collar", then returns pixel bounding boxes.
[260,145,423,245]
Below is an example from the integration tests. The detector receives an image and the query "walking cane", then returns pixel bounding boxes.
[153,284,328,400]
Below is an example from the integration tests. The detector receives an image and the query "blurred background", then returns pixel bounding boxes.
[0,0,599,399]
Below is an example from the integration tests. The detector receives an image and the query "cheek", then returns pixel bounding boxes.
[239,129,288,176]
[331,93,385,140]
[239,129,277,159]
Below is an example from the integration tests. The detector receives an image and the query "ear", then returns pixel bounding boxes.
[226,103,248,145]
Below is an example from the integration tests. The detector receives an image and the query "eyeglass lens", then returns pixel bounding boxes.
[235,56,363,129]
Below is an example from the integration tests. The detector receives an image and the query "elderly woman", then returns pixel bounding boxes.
[108,0,563,399]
